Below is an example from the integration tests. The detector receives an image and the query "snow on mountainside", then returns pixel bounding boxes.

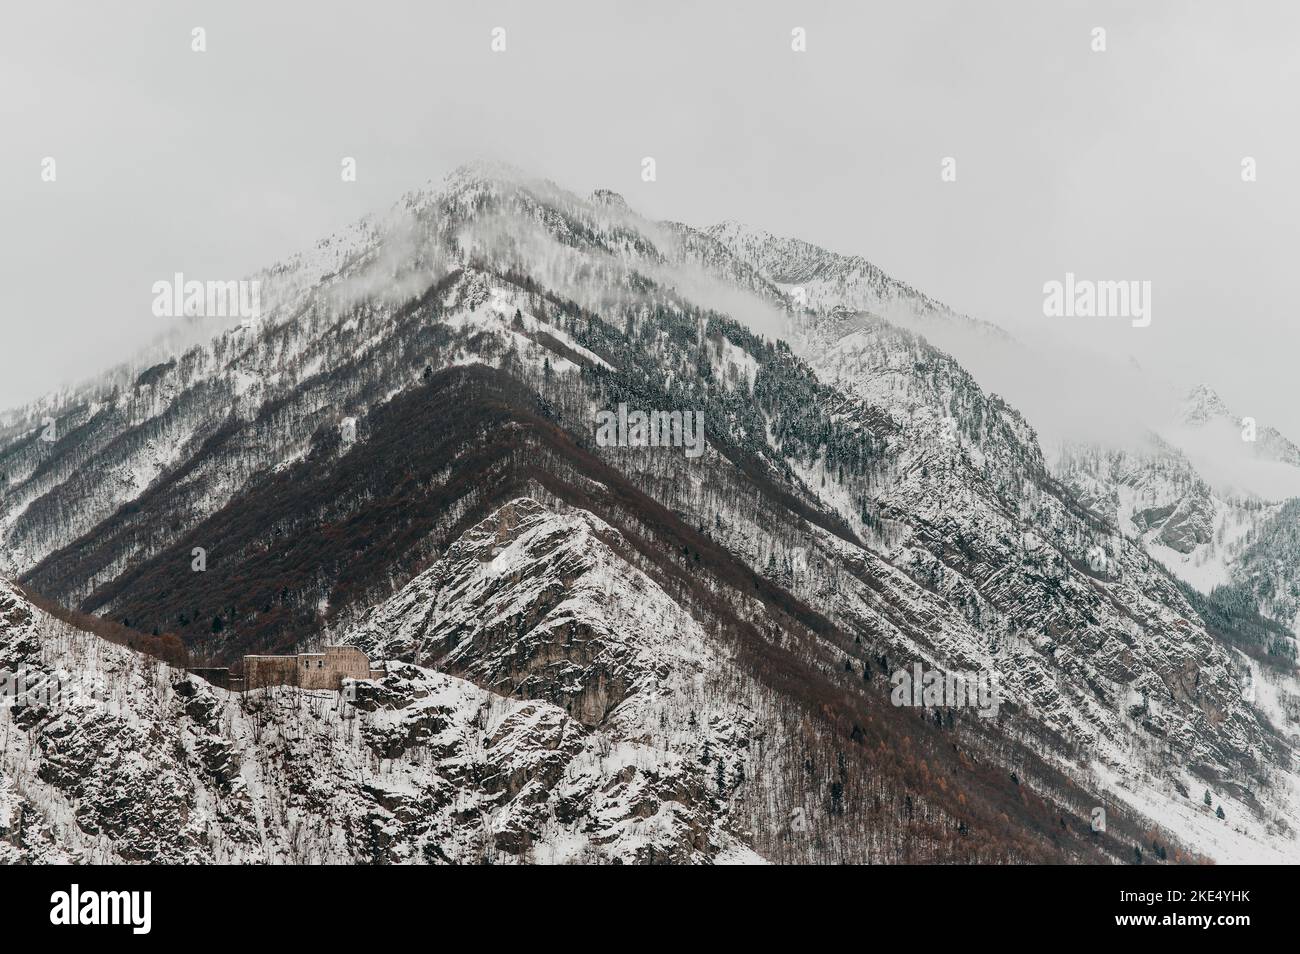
[1057,385,1300,646]
[2,161,1298,864]
[773,313,1299,860]
[1165,385,1300,498]
[700,210,1300,646]
[351,497,714,715]
[1057,434,1267,593]
[0,523,762,863]
[701,222,1300,615]
[703,221,1012,343]
[1228,499,1300,643]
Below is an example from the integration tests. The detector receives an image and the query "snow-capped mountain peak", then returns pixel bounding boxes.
[4,161,1298,865]
[1178,384,1234,427]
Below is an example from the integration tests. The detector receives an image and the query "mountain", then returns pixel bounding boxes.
[1056,386,1300,652]
[697,222,1300,644]
[1171,384,1300,479]
[0,572,756,864]
[2,162,1297,863]
[701,221,1013,344]
[699,213,1300,649]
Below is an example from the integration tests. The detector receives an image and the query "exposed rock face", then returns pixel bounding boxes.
[0,578,758,863]
[354,497,712,726]
[1,162,1297,864]
[1156,495,1216,554]
[1054,400,1300,643]
[590,189,629,211]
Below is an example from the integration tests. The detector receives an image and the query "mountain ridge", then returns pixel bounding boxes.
[3,161,1297,863]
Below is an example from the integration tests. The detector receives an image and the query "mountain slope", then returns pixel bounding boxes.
[1057,386,1300,653]
[1,560,763,864]
[2,162,1296,863]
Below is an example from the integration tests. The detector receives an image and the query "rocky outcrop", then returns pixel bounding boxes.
[0,557,757,864]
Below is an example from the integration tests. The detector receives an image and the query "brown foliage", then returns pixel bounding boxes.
[11,580,189,667]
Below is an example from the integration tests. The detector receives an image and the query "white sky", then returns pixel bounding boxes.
[2,0,1297,434]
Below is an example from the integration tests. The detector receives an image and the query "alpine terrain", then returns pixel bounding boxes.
[2,163,1296,864]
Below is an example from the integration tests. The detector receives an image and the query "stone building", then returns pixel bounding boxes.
[193,645,382,692]
[244,645,376,690]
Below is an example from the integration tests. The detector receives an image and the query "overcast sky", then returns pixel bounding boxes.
[3,1,1297,434]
